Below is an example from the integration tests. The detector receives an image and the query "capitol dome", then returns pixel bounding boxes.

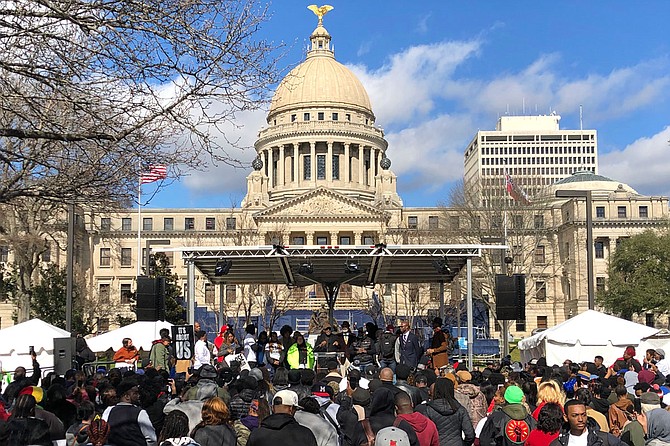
[267,24,374,122]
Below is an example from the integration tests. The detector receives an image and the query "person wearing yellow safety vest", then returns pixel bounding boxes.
[286,333,315,370]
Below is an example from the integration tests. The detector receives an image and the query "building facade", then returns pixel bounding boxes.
[0,12,668,336]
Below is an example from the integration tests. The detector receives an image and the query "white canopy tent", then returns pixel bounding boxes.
[0,319,70,373]
[518,310,660,366]
[86,321,173,352]
[639,329,670,358]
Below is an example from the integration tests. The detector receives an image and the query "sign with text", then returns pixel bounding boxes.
[171,325,194,361]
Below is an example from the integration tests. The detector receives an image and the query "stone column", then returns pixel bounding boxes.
[310,141,316,184]
[278,145,285,187]
[344,143,350,183]
[305,231,315,245]
[330,231,338,246]
[354,231,362,245]
[293,143,299,186]
[359,145,365,186]
[326,141,333,182]
[268,147,274,188]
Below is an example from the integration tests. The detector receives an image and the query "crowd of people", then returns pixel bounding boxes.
[0,317,669,446]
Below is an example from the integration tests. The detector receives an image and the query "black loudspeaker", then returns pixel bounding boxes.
[53,337,76,375]
[136,277,166,321]
[495,274,525,321]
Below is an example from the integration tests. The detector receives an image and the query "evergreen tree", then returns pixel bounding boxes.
[149,252,186,325]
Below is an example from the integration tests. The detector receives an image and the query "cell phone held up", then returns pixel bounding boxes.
[29,345,35,356]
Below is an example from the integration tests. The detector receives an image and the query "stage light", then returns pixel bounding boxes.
[432,259,452,275]
[298,262,314,275]
[214,259,232,276]
[345,261,360,274]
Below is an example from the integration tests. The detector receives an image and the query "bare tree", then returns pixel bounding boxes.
[0,0,281,206]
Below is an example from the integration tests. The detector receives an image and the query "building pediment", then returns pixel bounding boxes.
[254,187,389,222]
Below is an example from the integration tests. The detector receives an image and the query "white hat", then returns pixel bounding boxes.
[273,389,301,407]
[375,427,410,446]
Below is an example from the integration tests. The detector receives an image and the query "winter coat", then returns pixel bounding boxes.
[351,388,420,446]
[192,423,237,446]
[287,343,315,369]
[229,389,257,421]
[395,380,423,408]
[549,424,625,446]
[479,404,535,446]
[397,412,440,446]
[455,383,488,429]
[184,379,230,404]
[294,410,339,446]
[416,398,474,446]
[247,413,317,446]
[430,329,449,369]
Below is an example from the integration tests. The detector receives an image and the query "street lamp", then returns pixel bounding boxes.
[555,190,594,310]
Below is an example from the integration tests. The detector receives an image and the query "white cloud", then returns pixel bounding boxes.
[599,126,670,196]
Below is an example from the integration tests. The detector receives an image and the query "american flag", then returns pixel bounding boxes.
[140,165,167,184]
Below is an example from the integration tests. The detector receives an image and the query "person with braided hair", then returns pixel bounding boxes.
[87,418,111,446]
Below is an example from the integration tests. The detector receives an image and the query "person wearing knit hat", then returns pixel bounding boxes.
[616,345,643,372]
[480,385,535,446]
[18,385,44,404]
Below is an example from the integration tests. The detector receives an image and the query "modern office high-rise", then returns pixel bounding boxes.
[463,115,598,204]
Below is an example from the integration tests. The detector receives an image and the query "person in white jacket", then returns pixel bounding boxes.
[193,330,210,370]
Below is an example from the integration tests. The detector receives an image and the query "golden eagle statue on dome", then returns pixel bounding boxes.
[307,4,334,26]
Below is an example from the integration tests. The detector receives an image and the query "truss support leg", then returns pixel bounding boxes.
[322,283,340,327]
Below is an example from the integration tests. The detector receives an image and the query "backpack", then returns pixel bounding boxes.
[320,402,345,446]
[500,412,532,446]
[379,332,397,360]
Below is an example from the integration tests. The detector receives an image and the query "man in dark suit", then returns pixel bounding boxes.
[398,320,423,369]
[336,320,356,362]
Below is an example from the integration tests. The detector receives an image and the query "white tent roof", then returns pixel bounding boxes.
[87,321,173,352]
[0,318,70,355]
[518,310,660,365]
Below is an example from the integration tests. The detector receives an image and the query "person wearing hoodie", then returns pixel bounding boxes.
[184,365,230,404]
[164,374,220,433]
[479,385,534,446]
[455,370,488,430]
[158,410,199,446]
[247,390,317,446]
[395,391,439,446]
[191,396,236,446]
[637,407,670,446]
[549,400,623,446]
[229,376,259,421]
[416,377,474,446]
[294,397,339,446]
[351,387,420,446]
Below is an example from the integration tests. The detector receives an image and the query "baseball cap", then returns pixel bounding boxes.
[504,385,524,404]
[273,389,301,408]
[375,427,410,446]
[312,382,334,398]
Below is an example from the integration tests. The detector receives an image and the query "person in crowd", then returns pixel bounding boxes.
[427,317,450,370]
[243,324,258,369]
[651,348,670,378]
[532,381,566,420]
[217,330,239,366]
[266,332,284,371]
[351,386,419,446]
[256,331,268,367]
[193,330,210,370]
[158,410,199,446]
[272,367,289,393]
[310,382,342,432]
[18,385,66,441]
[378,324,398,372]
[395,363,423,408]
[574,388,609,433]
[0,394,52,445]
[587,380,610,418]
[44,382,77,430]
[287,333,315,370]
[149,329,173,371]
[190,396,236,446]
[525,402,563,446]
[229,376,259,421]
[398,320,423,369]
[66,400,96,446]
[184,364,230,404]
[609,385,635,437]
[247,390,317,446]
[593,355,608,379]
[416,377,474,446]
[378,367,403,398]
[214,325,229,363]
[294,396,339,446]
[636,405,670,446]
[234,399,269,446]
[480,385,535,446]
[549,400,623,446]
[454,370,488,430]
[614,346,643,373]
[315,324,341,367]
[349,325,376,373]
[3,350,41,408]
[113,337,140,368]
[395,391,439,446]
[102,380,157,445]
[337,321,357,362]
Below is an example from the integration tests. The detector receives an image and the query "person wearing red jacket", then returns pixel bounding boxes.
[395,391,439,446]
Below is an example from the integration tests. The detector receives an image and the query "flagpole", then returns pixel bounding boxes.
[137,172,142,277]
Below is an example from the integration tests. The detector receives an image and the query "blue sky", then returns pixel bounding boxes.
[145,1,670,209]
